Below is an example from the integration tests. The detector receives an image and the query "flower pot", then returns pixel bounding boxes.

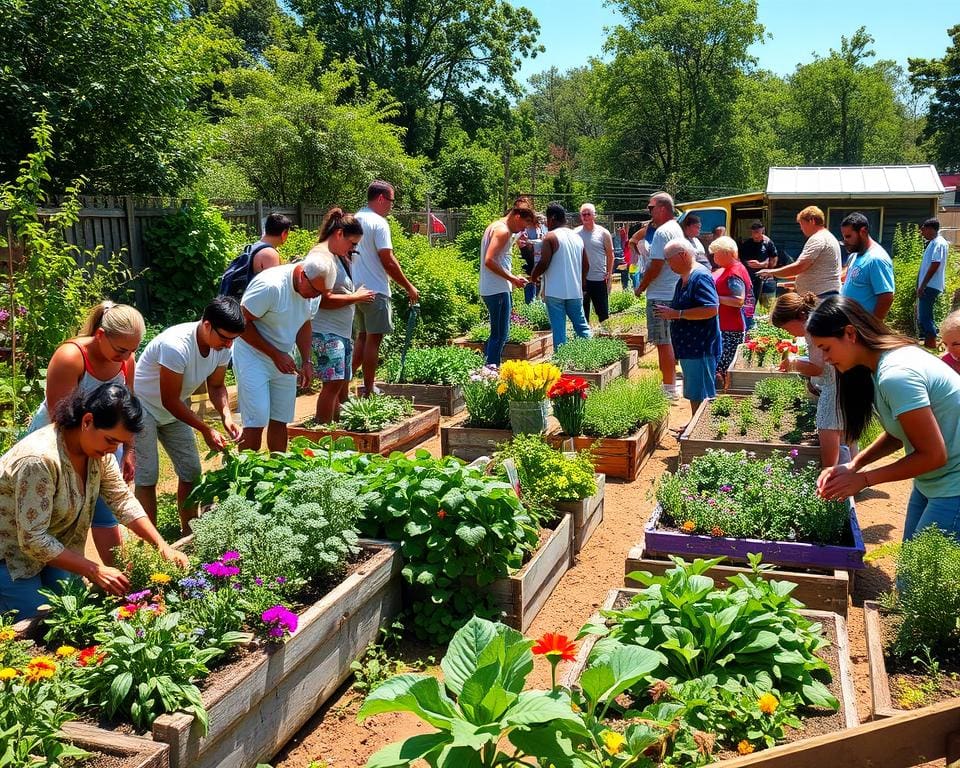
[508,399,550,435]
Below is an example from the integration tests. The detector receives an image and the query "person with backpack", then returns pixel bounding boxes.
[219,213,292,300]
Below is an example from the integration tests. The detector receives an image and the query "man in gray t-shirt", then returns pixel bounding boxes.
[575,202,614,322]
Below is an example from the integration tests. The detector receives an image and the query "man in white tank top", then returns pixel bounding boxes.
[530,202,592,348]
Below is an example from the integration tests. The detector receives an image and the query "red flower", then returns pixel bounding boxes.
[437,509,447,520]
[303,448,315,457]
[548,375,590,400]
[77,646,106,667]
[531,632,577,662]
[746,341,758,351]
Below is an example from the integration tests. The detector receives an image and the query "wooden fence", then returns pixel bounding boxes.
[939,208,960,245]
[6,196,472,315]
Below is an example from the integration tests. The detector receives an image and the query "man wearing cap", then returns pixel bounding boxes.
[233,255,337,452]
[741,220,778,308]
[575,203,615,322]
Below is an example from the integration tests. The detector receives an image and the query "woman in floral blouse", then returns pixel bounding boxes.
[0,383,188,617]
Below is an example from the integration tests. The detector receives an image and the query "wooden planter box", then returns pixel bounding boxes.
[606,331,646,356]
[483,513,574,632]
[678,397,821,466]
[374,381,465,416]
[548,419,664,481]
[864,600,911,719]
[555,473,605,554]
[288,404,440,455]
[643,502,865,571]
[563,350,638,390]
[60,724,169,768]
[562,588,859,735]
[151,540,402,768]
[727,344,796,393]
[440,417,559,462]
[625,529,850,616]
[452,330,553,362]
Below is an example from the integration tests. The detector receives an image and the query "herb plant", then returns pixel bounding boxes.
[581,376,669,438]
[657,449,849,543]
[114,538,185,593]
[38,578,115,648]
[336,394,414,431]
[511,298,551,329]
[705,379,815,444]
[607,289,639,314]
[381,346,483,385]
[467,322,534,343]
[552,336,629,371]
[462,366,510,429]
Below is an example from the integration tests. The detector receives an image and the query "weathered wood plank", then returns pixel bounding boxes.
[60,723,169,768]
[863,599,903,719]
[287,405,440,455]
[548,420,662,480]
[555,473,605,553]
[374,382,465,416]
[451,331,553,362]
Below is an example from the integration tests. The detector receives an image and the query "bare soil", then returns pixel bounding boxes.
[688,397,818,446]
[879,610,960,711]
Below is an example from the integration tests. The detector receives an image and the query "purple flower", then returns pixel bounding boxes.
[179,576,210,593]
[204,561,241,579]
[707,498,717,506]
[275,576,286,585]
[268,626,285,638]
[220,551,241,562]
[0,310,9,323]
[719,484,733,493]
[254,577,264,587]
[136,628,145,638]
[763,465,773,475]
[232,582,243,590]
[16,306,26,316]
[126,589,152,603]
[261,604,298,638]
[789,448,799,459]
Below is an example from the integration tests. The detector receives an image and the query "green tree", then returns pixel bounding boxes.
[909,24,960,172]
[432,136,501,208]
[289,0,543,156]
[0,0,205,193]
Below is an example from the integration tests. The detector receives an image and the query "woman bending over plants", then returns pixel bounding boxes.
[811,297,960,540]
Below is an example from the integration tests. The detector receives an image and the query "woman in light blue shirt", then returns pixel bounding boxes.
[810,296,960,540]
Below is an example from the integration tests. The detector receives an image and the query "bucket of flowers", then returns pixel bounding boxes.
[497,360,561,435]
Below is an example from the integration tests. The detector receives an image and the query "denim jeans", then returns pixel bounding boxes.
[523,282,537,304]
[583,279,610,322]
[482,291,512,366]
[903,485,960,542]
[917,286,941,338]
[630,269,642,291]
[0,561,74,617]
[545,296,592,348]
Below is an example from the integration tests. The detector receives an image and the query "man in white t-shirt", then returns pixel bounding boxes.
[351,180,420,397]
[234,255,336,452]
[133,297,245,531]
[758,205,841,298]
[574,202,614,322]
[918,217,950,348]
[635,192,683,398]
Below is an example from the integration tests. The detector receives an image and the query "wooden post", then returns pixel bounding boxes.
[255,199,264,234]
[124,195,149,315]
[425,192,433,247]
[297,201,304,229]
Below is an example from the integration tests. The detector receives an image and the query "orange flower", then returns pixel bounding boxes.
[681,520,696,533]
[303,448,315,457]
[77,646,105,667]
[24,656,57,683]
[437,509,447,520]
[710,526,724,537]
[758,693,779,714]
[738,740,755,755]
[531,632,577,662]
[0,628,15,642]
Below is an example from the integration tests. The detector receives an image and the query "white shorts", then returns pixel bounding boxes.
[134,409,203,486]
[233,340,298,428]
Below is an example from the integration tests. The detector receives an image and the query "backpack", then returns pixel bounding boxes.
[219,242,273,300]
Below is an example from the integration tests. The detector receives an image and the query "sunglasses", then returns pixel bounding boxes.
[212,327,241,343]
[647,204,658,211]
[302,271,326,293]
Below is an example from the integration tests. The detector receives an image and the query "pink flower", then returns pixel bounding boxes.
[204,561,240,579]
[261,604,298,639]
[220,551,241,562]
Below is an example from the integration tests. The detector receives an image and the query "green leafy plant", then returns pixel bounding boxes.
[350,621,434,695]
[608,289,638,314]
[736,398,755,435]
[114,538,185,594]
[706,380,816,444]
[381,346,483,385]
[335,394,414,432]
[748,318,794,342]
[0,613,32,669]
[278,227,319,261]
[581,376,669,438]
[467,322,534,344]
[753,375,806,410]
[462,367,510,429]
[552,336,629,372]
[38,578,115,648]
[511,298,551,329]
[711,394,734,417]
[657,449,849,544]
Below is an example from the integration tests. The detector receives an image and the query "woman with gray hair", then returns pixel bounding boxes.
[709,235,754,388]
[653,240,721,418]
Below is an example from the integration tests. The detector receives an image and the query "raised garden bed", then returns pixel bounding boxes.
[60,724,170,768]
[643,501,865,571]
[563,588,859,748]
[373,381,465,416]
[440,417,559,462]
[151,539,401,768]
[864,600,908,720]
[481,513,574,632]
[625,528,851,616]
[603,330,646,356]
[452,330,553,362]
[287,404,440,455]
[555,473,605,553]
[548,419,665,481]
[727,344,797,392]
[568,350,639,390]
[678,396,819,465]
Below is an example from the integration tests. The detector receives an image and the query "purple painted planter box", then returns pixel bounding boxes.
[643,501,865,571]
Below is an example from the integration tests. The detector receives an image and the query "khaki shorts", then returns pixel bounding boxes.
[135,409,203,486]
[354,293,393,335]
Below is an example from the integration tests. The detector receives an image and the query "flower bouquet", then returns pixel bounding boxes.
[548,375,590,437]
[497,360,561,434]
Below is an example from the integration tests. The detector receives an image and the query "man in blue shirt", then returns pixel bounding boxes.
[839,212,894,320]
[918,217,950,349]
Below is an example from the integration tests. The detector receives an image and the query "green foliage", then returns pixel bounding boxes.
[155,492,184,542]
[552,337,629,372]
[581,376,669,438]
[114,539,186,594]
[657,449,849,544]
[278,227,320,262]
[602,556,838,709]
[910,24,960,171]
[142,197,245,325]
[886,526,960,659]
[381,346,483,385]
[748,318,795,342]
[887,223,926,335]
[38,579,115,649]
[608,289,638,314]
[462,367,510,429]
[712,394,734,417]
[0,613,32,669]
[336,394,414,432]
[350,621,434,695]
[433,136,501,208]
[467,322,534,344]
[453,200,504,263]
[353,451,538,643]
[512,298,551,330]
[707,382,815,444]
[753,376,806,410]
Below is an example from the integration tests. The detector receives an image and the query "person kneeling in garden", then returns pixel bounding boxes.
[812,297,960,540]
[0,383,189,618]
[133,296,245,533]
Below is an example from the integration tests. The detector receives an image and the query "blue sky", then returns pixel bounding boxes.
[516,0,957,83]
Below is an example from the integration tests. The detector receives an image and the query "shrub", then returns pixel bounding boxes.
[467,322,534,343]
[552,337,628,371]
[607,289,638,314]
[380,346,483,385]
[278,227,319,262]
[336,394,414,432]
[453,199,504,261]
[511,298,551,330]
[581,376,668,438]
[462,367,510,429]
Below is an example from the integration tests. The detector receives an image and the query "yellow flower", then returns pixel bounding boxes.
[0,667,17,681]
[0,628,15,642]
[150,572,172,585]
[24,656,57,683]
[738,740,755,755]
[758,693,779,715]
[56,645,78,658]
[601,730,626,755]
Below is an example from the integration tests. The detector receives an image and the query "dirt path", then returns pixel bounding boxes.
[270,354,911,768]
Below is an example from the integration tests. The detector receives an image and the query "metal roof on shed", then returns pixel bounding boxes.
[766,165,944,199]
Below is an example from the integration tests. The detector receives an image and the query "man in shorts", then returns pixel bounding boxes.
[352,181,420,396]
[133,296,245,531]
[234,255,336,452]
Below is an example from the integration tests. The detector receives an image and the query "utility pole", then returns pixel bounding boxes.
[503,145,512,210]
